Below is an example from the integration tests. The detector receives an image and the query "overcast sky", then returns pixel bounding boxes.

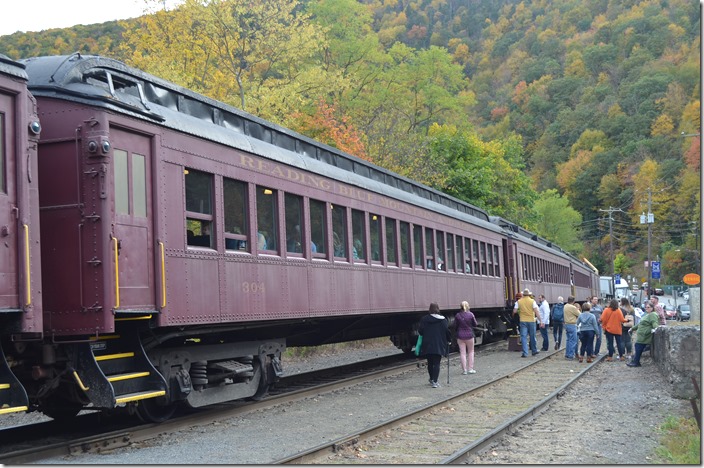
[0,0,181,37]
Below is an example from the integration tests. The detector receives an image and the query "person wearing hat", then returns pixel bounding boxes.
[513,288,541,357]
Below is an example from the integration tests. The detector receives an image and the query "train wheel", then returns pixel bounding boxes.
[136,397,177,423]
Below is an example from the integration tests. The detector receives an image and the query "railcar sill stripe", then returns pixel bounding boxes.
[95,352,135,361]
[115,390,166,404]
[0,406,28,415]
[108,372,150,382]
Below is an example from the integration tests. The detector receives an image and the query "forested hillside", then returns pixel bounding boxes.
[0,0,699,284]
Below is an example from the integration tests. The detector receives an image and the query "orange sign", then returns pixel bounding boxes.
[683,273,701,285]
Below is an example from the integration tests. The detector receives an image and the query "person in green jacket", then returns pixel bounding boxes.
[626,302,660,367]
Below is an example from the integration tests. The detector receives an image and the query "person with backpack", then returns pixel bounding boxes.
[551,296,565,350]
[418,303,451,387]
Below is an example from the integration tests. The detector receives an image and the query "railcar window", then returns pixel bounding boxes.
[285,193,303,255]
[400,221,411,266]
[436,231,445,271]
[494,245,500,276]
[413,225,423,268]
[256,186,278,252]
[487,244,494,276]
[224,178,248,251]
[464,238,472,274]
[114,149,129,214]
[480,242,487,275]
[425,227,434,270]
[446,233,455,272]
[370,214,381,262]
[386,217,397,265]
[352,209,366,262]
[472,240,480,274]
[310,199,327,256]
[185,169,214,248]
[332,204,348,259]
[132,154,147,217]
[456,237,463,274]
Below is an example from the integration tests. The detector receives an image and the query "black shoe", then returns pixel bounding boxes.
[532,352,540,356]
[554,343,558,350]
[626,362,641,367]
[521,354,527,358]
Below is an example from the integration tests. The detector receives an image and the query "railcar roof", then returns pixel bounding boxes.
[20,53,498,230]
[489,215,590,270]
[0,54,28,80]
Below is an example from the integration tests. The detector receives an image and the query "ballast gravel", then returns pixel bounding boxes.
[35,341,695,464]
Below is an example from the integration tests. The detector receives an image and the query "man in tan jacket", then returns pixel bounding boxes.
[513,288,540,357]
[563,296,581,360]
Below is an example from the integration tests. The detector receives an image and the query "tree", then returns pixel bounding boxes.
[121,0,329,121]
[533,189,583,254]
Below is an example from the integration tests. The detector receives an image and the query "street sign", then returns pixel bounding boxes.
[651,261,661,279]
[614,274,621,283]
[683,273,701,285]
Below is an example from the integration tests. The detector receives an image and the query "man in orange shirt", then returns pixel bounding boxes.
[600,299,627,361]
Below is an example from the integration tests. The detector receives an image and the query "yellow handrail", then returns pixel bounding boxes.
[23,224,31,306]
[113,236,120,309]
[159,241,166,308]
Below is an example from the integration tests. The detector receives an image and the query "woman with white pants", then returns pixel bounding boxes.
[454,301,479,374]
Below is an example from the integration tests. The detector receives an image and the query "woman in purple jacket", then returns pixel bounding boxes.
[454,301,479,374]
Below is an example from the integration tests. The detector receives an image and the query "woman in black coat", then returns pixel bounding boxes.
[418,303,451,388]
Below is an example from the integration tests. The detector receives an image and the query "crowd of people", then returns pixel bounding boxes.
[511,289,662,366]
[415,291,664,388]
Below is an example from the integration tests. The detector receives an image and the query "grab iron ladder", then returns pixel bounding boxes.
[69,327,167,409]
[0,344,29,415]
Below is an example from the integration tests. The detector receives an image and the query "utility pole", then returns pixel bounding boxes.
[640,189,654,298]
[600,206,623,296]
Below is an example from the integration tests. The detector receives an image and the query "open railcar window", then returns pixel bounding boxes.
[285,193,303,255]
[332,204,348,260]
[224,178,248,251]
[256,186,278,253]
[185,169,214,248]
[370,214,381,263]
[352,209,366,262]
[310,199,327,257]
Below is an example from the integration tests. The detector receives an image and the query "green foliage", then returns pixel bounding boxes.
[0,0,698,264]
[533,189,583,254]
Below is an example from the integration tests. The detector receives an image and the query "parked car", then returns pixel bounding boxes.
[676,304,691,321]
[654,288,664,296]
[664,304,677,320]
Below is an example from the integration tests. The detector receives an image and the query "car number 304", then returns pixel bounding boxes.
[242,282,266,293]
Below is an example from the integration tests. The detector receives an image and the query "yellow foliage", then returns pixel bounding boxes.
[650,114,675,137]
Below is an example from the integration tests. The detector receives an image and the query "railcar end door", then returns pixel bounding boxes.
[0,92,18,310]
[110,129,155,312]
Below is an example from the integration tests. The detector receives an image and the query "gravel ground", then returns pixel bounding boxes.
[30,338,695,465]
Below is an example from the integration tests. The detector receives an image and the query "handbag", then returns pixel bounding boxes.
[414,334,423,357]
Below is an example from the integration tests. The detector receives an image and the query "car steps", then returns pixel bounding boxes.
[0,345,29,415]
[69,329,168,409]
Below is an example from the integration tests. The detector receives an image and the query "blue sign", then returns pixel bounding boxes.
[614,274,621,283]
[651,261,661,279]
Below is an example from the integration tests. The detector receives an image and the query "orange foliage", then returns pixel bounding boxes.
[490,106,509,121]
[684,137,700,171]
[292,100,369,161]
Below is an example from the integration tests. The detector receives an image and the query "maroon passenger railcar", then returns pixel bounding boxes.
[1,54,596,422]
[0,55,42,415]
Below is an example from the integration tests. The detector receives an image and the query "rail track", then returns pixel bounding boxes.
[0,352,416,464]
[275,351,604,464]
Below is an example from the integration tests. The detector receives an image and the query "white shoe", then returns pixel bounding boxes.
[462,370,468,375]
[468,369,477,374]
[431,381,439,388]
